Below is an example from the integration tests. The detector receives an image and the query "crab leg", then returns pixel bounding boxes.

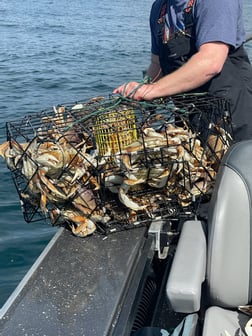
[118,186,147,211]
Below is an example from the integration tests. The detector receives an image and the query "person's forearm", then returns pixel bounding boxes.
[146,62,163,82]
[146,54,163,82]
[146,51,224,99]
[113,43,229,101]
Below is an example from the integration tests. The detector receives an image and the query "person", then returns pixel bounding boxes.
[113,0,252,141]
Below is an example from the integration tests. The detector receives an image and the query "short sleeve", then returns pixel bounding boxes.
[194,0,245,49]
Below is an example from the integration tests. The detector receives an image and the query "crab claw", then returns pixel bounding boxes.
[70,218,96,237]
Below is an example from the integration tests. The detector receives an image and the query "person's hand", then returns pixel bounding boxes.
[113,81,156,101]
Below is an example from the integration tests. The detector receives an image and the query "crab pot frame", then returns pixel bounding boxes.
[4,94,233,235]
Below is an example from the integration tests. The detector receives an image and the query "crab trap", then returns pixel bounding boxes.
[0,94,233,237]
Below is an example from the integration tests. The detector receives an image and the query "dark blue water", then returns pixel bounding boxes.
[0,0,252,308]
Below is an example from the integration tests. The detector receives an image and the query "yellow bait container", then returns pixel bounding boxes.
[94,106,137,155]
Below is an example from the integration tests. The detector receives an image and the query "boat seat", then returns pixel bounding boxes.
[203,307,249,336]
[166,140,252,335]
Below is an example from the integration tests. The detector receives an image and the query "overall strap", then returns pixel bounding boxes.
[185,0,196,13]
[184,0,196,30]
[158,0,196,30]
[158,0,167,24]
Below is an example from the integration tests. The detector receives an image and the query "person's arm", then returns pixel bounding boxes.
[146,53,163,82]
[113,42,230,100]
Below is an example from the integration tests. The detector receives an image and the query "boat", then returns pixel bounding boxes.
[0,37,252,336]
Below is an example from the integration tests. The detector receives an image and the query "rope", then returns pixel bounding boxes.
[121,75,151,98]
[64,92,209,131]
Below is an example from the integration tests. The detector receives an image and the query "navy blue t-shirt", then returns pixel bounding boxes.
[150,0,246,55]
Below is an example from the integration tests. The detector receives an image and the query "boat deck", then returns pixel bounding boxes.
[0,226,151,336]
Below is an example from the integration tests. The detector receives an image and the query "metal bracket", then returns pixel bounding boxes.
[148,220,170,259]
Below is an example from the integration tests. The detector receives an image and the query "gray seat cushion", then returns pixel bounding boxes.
[202,306,249,336]
[207,141,252,307]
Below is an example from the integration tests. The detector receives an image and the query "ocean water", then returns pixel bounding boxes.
[0,0,252,308]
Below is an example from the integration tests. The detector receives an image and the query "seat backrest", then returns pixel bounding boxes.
[207,140,252,307]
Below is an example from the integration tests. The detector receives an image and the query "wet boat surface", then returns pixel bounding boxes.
[0,226,155,336]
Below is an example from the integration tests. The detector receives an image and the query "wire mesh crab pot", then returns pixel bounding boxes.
[1,94,233,237]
